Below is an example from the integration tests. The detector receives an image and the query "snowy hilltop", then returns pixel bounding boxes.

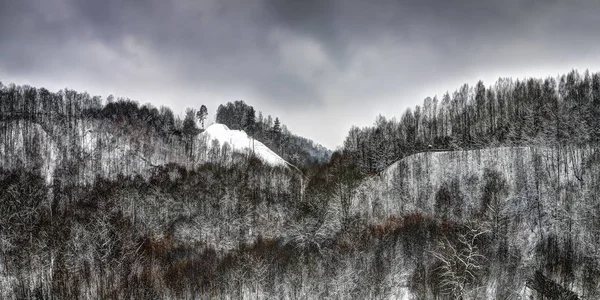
[201,123,288,167]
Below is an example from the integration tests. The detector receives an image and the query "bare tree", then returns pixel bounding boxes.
[431,222,489,299]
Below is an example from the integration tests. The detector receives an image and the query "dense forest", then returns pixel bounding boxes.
[343,70,600,174]
[0,70,599,299]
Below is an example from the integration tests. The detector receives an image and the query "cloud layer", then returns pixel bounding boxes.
[2,0,600,148]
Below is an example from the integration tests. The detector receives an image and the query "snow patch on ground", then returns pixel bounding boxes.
[201,123,288,167]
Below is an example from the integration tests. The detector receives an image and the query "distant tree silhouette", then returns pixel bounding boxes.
[196,104,208,129]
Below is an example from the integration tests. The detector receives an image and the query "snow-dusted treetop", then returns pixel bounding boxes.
[201,123,288,167]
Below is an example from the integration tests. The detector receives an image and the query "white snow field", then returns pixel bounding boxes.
[201,123,288,167]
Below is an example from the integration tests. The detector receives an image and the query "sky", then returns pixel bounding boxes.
[2,0,600,149]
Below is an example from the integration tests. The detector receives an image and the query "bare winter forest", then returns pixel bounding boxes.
[0,69,599,299]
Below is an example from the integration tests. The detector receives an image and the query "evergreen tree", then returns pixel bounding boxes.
[183,108,199,137]
[245,106,256,135]
[183,108,199,157]
[196,104,208,129]
[592,73,600,142]
[273,117,281,132]
[273,117,282,148]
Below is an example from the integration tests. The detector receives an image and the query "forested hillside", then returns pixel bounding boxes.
[351,146,600,298]
[1,70,599,299]
[0,84,329,175]
[343,70,600,174]
[215,100,332,166]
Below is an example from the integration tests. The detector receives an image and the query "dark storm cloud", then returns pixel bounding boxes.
[2,0,600,148]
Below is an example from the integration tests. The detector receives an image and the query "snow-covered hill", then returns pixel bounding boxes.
[347,146,598,298]
[201,123,288,167]
[351,146,590,222]
[0,120,291,185]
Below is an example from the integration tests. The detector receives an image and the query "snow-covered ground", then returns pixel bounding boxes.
[201,123,288,167]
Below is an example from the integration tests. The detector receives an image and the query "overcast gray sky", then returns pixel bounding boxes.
[2,0,600,149]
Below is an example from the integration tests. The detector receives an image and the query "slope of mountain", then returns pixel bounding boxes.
[349,146,598,298]
[201,123,288,167]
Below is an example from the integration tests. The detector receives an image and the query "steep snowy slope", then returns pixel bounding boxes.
[201,123,288,167]
[349,146,598,298]
[351,146,591,221]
